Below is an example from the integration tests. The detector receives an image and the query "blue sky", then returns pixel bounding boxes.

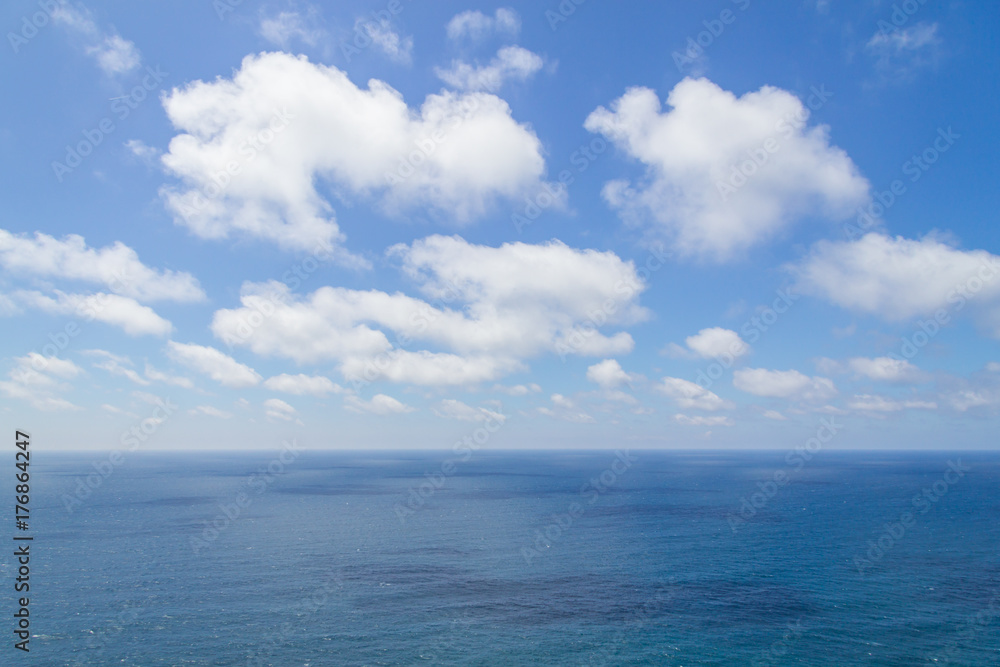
[1,0,998,450]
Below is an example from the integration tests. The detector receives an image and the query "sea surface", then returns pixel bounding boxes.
[5,449,1000,665]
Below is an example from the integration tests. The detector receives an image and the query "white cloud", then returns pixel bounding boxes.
[446,8,520,42]
[944,389,999,412]
[263,373,343,396]
[538,393,594,423]
[84,349,150,385]
[160,52,552,256]
[848,356,924,383]
[586,359,634,389]
[791,233,1000,322]
[436,46,544,92]
[0,354,82,411]
[189,405,233,419]
[264,397,299,421]
[866,22,942,81]
[492,383,541,396]
[144,363,194,388]
[585,77,869,261]
[733,368,836,402]
[165,342,261,388]
[212,236,648,385]
[344,393,414,415]
[260,10,324,47]
[0,229,205,303]
[674,414,734,426]
[656,377,733,411]
[433,398,505,423]
[102,403,138,417]
[762,409,788,420]
[987,362,1000,373]
[52,2,141,76]
[13,290,173,336]
[847,394,937,412]
[666,327,749,360]
[355,18,413,64]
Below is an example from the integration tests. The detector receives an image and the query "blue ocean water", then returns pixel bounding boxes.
[7,450,1000,665]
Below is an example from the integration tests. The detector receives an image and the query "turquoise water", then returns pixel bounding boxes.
[9,450,1000,665]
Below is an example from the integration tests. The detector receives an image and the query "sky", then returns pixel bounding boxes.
[0,0,998,451]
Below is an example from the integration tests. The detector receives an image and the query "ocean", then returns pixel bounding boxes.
[10,449,1000,665]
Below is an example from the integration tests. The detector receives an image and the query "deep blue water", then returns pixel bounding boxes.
[5,450,1000,665]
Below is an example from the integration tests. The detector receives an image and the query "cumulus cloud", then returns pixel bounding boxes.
[52,1,141,76]
[12,290,173,336]
[263,373,343,396]
[159,52,552,257]
[585,77,869,261]
[433,398,505,423]
[790,233,1000,321]
[586,359,634,389]
[656,377,733,411]
[166,341,261,388]
[344,393,414,415]
[436,46,544,92]
[0,230,205,302]
[848,356,924,383]
[665,327,750,360]
[446,8,520,42]
[212,236,648,385]
[733,368,836,402]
